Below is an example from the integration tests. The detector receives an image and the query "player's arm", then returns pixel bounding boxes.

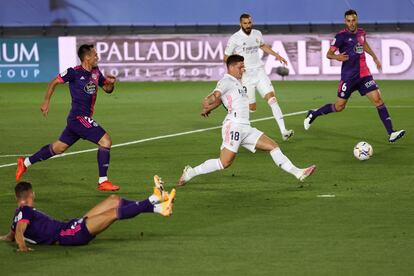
[201,91,222,117]
[0,230,15,242]
[14,222,33,252]
[364,40,382,70]
[102,75,116,94]
[326,47,349,62]
[260,44,288,65]
[40,77,62,117]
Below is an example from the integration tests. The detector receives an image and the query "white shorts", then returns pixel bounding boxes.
[242,67,275,104]
[220,121,263,153]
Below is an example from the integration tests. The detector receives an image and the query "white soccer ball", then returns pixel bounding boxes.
[353,141,373,161]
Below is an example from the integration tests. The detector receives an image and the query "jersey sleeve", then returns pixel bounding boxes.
[98,69,108,87]
[224,36,237,56]
[214,79,229,95]
[57,67,75,83]
[16,206,34,225]
[330,33,343,51]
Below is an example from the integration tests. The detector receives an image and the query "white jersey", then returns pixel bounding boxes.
[224,29,265,70]
[215,74,250,125]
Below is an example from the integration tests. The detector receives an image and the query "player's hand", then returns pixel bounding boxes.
[374,58,382,70]
[336,52,349,62]
[277,55,288,66]
[105,74,116,84]
[40,101,50,117]
[201,110,211,117]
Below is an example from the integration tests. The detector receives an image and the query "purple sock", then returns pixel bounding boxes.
[312,103,337,119]
[28,144,56,164]
[377,104,394,135]
[97,147,110,177]
[117,199,154,220]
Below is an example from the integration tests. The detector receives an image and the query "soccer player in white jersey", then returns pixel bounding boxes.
[178,55,316,186]
[224,13,293,141]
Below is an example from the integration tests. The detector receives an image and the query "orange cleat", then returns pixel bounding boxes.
[97,180,120,191]
[15,157,27,182]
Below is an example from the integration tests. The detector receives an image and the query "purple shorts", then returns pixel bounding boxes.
[58,218,95,246]
[59,116,106,146]
[337,75,379,99]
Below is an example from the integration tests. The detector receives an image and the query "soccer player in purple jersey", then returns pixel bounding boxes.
[304,10,405,143]
[15,44,121,191]
[0,177,175,251]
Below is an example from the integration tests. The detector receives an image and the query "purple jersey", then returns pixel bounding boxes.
[10,206,64,245]
[57,66,108,119]
[330,28,371,80]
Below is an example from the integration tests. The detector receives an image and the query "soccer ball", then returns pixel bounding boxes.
[353,141,373,161]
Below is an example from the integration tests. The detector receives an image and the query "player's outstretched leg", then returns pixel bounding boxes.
[178,148,234,186]
[15,141,68,182]
[96,133,119,191]
[255,134,316,182]
[304,103,338,130]
[266,95,294,141]
[85,180,176,236]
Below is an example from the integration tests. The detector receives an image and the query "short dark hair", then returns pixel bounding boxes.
[344,9,357,17]
[77,44,94,61]
[226,54,244,67]
[240,13,251,21]
[15,181,33,199]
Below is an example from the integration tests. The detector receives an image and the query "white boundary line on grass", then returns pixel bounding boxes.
[0,110,307,169]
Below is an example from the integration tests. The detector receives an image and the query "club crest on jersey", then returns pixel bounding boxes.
[84,81,97,95]
[354,43,364,54]
[91,73,98,80]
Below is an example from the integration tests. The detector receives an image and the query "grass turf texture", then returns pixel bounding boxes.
[0,80,413,276]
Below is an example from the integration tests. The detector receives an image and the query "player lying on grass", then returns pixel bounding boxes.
[0,176,175,251]
[16,44,120,191]
[178,55,316,186]
[304,9,405,143]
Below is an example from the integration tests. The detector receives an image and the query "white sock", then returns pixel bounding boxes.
[268,97,287,134]
[188,159,224,179]
[270,147,302,178]
[153,203,162,214]
[148,195,159,205]
[98,176,108,184]
[24,157,31,168]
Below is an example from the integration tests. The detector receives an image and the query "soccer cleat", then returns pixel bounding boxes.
[153,175,165,191]
[303,110,315,130]
[298,165,316,182]
[156,188,176,217]
[178,165,193,186]
[388,130,405,143]
[152,175,169,203]
[282,129,295,141]
[15,157,27,182]
[97,180,120,191]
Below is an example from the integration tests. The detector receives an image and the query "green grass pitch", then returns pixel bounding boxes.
[0,80,413,275]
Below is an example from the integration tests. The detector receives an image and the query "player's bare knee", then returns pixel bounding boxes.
[99,135,112,148]
[249,105,257,111]
[109,194,121,203]
[220,159,233,169]
[335,104,346,112]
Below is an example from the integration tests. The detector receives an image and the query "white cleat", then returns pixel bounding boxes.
[298,165,316,182]
[282,129,295,141]
[388,130,405,143]
[303,111,314,130]
[178,165,193,186]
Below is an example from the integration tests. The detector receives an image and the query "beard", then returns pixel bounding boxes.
[242,27,252,35]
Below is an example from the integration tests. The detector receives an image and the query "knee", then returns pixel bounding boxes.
[99,135,112,148]
[374,99,384,107]
[52,143,67,154]
[249,104,257,112]
[335,103,346,112]
[220,159,233,169]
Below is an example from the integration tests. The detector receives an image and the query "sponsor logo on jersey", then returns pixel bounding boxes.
[84,81,97,95]
[354,43,364,54]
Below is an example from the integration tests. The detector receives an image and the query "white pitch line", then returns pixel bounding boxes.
[0,111,306,169]
[0,154,31,158]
